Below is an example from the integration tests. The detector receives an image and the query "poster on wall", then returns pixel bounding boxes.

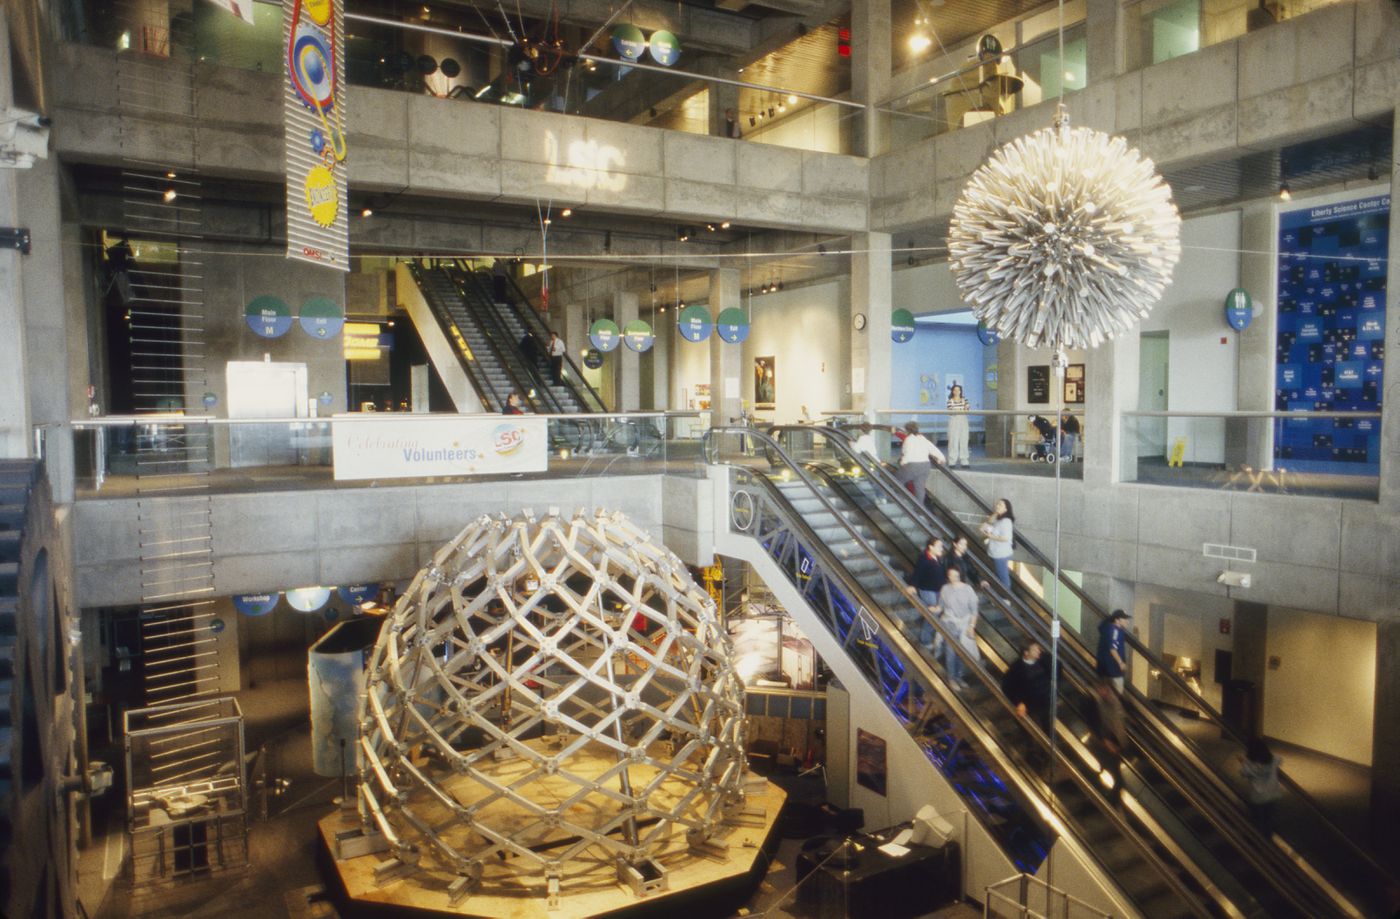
[754,356,776,409]
[1064,363,1085,403]
[332,415,548,480]
[284,0,349,270]
[856,728,887,796]
[1275,192,1388,472]
[1027,365,1050,404]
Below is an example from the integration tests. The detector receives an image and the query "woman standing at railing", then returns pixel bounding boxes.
[980,498,1015,589]
[946,383,971,469]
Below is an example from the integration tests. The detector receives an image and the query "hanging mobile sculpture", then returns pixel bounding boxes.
[948,106,1182,350]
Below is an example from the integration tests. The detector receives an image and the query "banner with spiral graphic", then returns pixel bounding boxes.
[284,0,349,269]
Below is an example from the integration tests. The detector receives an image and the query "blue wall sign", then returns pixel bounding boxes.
[891,308,915,343]
[715,307,750,343]
[234,593,279,616]
[246,296,293,338]
[589,318,621,352]
[677,305,712,342]
[1224,288,1253,331]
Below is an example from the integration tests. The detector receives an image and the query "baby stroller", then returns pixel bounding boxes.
[1028,415,1059,463]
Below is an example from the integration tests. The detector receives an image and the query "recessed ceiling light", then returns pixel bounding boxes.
[560,208,573,217]
[909,33,932,53]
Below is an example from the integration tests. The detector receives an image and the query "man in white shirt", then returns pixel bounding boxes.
[852,423,880,462]
[547,332,567,385]
[896,421,945,504]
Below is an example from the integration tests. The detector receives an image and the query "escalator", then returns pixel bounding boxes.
[709,427,1232,919]
[768,423,1395,918]
[493,269,608,413]
[404,263,513,412]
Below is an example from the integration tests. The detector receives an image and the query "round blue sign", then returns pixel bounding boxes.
[246,296,293,339]
[715,307,749,343]
[677,305,712,342]
[612,24,646,62]
[648,30,681,66]
[583,348,604,369]
[234,593,279,616]
[976,321,1001,346]
[337,584,375,607]
[623,319,655,353]
[299,296,345,339]
[1225,288,1253,331]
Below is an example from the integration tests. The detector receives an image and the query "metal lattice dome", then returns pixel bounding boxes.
[357,509,747,900]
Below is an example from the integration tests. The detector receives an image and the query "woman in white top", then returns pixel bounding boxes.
[979,498,1015,589]
[896,421,946,505]
[946,384,970,469]
[852,423,880,461]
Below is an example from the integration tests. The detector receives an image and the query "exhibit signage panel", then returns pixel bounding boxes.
[1275,191,1387,471]
[332,416,549,480]
[284,0,349,269]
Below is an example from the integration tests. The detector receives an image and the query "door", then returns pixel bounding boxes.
[1138,333,1169,460]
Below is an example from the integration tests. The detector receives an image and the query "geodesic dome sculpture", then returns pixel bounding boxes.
[357,509,747,904]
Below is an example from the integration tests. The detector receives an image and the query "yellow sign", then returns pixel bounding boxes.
[304,165,338,227]
[305,0,332,26]
[1169,437,1187,467]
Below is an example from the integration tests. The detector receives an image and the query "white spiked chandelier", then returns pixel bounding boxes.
[948,108,1182,349]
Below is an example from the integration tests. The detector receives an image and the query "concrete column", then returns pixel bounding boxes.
[706,66,740,139]
[850,0,891,157]
[1084,0,1123,85]
[1084,328,1140,488]
[1380,107,1400,510]
[1372,620,1400,862]
[849,232,892,416]
[563,302,586,363]
[0,21,30,460]
[991,339,1025,458]
[648,310,670,410]
[709,269,742,425]
[613,291,640,411]
[1237,200,1278,471]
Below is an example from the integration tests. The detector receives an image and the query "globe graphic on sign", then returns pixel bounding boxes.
[357,510,748,902]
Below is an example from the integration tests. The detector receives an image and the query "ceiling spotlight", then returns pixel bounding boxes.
[1278,182,1292,201]
[678,299,685,308]
[787,94,797,104]
[909,33,932,53]
[361,207,373,217]
[165,170,177,179]
[720,220,731,229]
[659,305,667,313]
[543,217,552,225]
[162,187,177,203]
[560,207,573,217]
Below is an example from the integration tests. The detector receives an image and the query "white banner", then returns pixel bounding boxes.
[206,0,256,25]
[332,416,549,481]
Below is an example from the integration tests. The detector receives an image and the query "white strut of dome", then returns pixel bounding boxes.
[948,107,1182,350]
[357,509,748,902]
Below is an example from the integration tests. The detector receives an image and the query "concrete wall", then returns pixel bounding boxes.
[871,0,1400,234]
[72,476,667,608]
[49,42,869,235]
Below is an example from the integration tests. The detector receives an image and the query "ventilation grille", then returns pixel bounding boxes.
[1203,543,1257,563]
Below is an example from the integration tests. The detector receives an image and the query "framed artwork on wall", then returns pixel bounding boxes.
[1064,363,1085,403]
[1027,365,1050,404]
[754,356,776,409]
[856,728,887,796]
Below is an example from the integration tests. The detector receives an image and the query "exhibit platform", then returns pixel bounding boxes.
[317,775,786,919]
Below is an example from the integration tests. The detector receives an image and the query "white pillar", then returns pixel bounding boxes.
[1084,329,1140,487]
[849,232,892,416]
[709,269,742,424]
[613,291,640,411]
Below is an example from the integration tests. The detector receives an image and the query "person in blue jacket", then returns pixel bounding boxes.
[1096,609,1130,693]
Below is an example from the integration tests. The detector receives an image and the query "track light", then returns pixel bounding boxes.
[787,94,797,104]
[721,221,731,229]
[162,188,177,202]
[1278,182,1291,201]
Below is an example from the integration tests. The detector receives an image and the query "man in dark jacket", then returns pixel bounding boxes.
[1096,609,1130,693]
[1002,640,1052,733]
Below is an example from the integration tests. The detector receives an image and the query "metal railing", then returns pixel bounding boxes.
[985,874,1112,919]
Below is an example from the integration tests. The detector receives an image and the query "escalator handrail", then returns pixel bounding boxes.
[800,461,1343,917]
[494,271,609,413]
[822,422,1399,904]
[706,426,1222,919]
[440,266,563,414]
[787,431,1350,917]
[406,263,506,411]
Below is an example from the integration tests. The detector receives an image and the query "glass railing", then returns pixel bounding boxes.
[1120,410,1381,501]
[864,410,1085,481]
[880,23,1087,152]
[61,412,704,496]
[1123,0,1350,73]
[64,0,860,154]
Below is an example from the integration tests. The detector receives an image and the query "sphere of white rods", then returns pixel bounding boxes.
[948,115,1182,350]
[357,509,747,896]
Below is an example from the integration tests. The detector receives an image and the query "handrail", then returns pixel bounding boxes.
[705,426,1219,918]
[830,422,1399,906]
[784,425,1353,916]
[498,271,608,413]
[66,411,697,427]
[406,262,506,411]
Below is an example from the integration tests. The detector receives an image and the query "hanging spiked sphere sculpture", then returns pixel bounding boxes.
[948,107,1182,349]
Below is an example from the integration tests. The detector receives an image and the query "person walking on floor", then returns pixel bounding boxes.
[896,421,945,505]
[938,567,980,689]
[547,332,567,386]
[1096,609,1130,694]
[979,498,1015,589]
[946,383,971,468]
[1059,411,1081,461]
[1091,677,1128,807]
[904,539,947,648]
[1238,737,1282,833]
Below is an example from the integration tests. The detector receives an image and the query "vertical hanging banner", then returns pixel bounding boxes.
[284,0,349,270]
